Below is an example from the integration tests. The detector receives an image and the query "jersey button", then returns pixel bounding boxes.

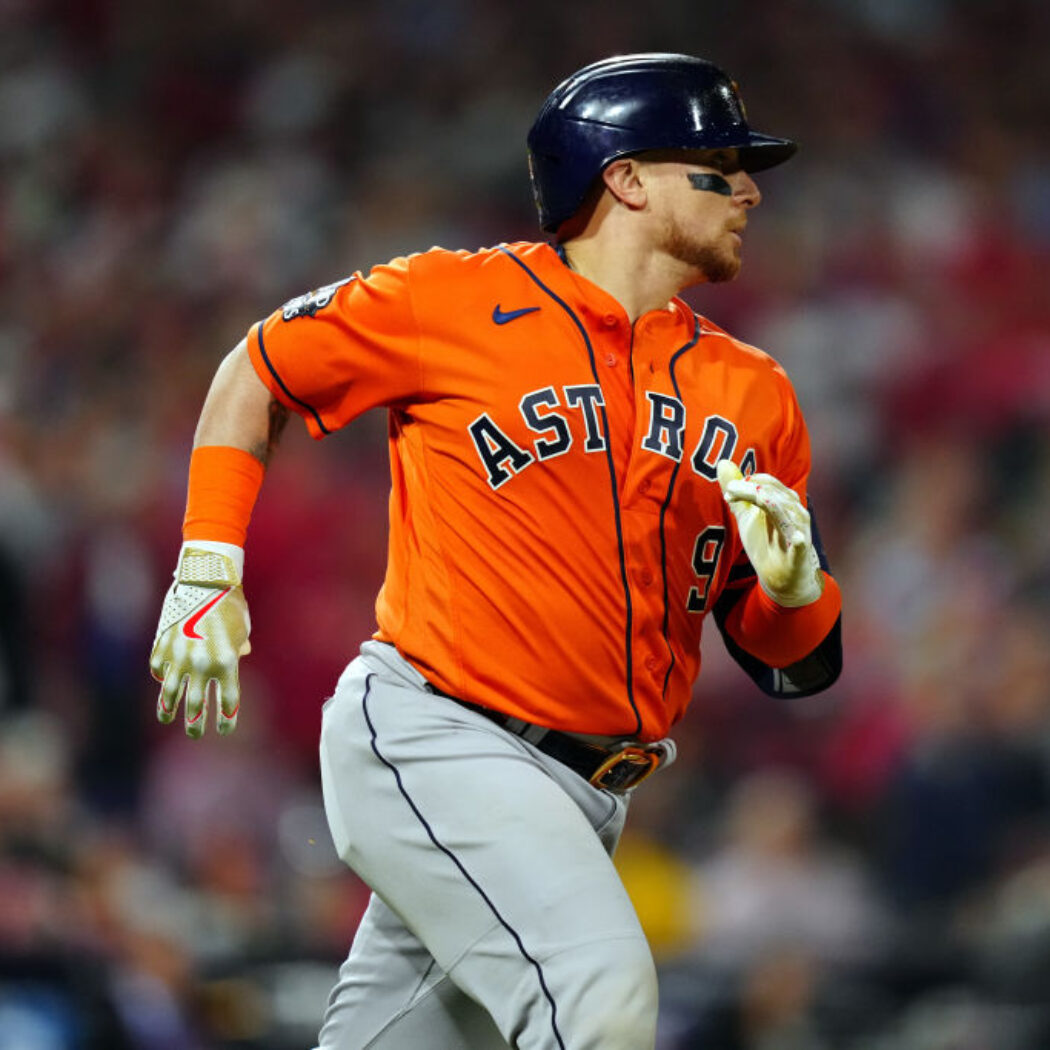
[638,478,652,494]
[644,655,662,673]
[604,353,618,367]
[639,569,654,586]
[602,313,618,328]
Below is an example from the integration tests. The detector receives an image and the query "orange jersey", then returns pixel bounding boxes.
[248,241,828,740]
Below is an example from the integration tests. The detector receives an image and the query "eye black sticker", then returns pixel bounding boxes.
[687,173,732,196]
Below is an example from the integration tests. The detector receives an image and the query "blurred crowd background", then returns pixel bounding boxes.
[2,0,1049,1047]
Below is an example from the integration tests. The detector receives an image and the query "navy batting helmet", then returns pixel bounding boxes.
[527,53,797,233]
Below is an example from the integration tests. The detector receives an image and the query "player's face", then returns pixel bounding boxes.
[640,149,761,283]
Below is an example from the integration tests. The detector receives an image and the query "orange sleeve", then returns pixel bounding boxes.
[183,445,265,547]
[246,258,423,439]
[721,573,841,667]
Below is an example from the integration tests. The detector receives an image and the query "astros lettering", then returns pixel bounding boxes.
[469,389,758,490]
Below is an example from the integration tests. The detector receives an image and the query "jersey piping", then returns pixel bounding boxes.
[498,245,641,736]
[254,322,331,436]
[658,319,702,698]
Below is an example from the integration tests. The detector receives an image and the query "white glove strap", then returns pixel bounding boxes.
[175,540,244,584]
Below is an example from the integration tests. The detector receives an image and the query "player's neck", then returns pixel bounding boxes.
[560,225,698,322]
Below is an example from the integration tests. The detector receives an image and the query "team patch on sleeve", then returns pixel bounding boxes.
[281,277,356,321]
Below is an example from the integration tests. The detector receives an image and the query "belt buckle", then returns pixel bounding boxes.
[589,745,662,792]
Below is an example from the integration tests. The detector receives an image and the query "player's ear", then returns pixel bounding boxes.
[602,158,648,212]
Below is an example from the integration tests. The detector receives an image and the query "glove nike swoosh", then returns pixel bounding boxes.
[182,587,231,640]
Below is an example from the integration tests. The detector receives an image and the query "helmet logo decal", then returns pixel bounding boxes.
[731,80,748,120]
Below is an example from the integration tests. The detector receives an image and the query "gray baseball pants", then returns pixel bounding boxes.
[314,641,658,1049]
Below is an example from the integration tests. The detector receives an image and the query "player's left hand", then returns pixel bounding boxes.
[716,460,824,608]
[149,542,251,737]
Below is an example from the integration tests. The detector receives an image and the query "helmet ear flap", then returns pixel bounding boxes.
[527,53,796,233]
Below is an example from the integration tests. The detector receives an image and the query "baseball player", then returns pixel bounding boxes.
[149,54,842,1049]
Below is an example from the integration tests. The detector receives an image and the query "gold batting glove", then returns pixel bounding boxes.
[149,541,251,737]
[716,461,824,608]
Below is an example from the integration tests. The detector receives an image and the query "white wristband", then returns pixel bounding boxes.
[176,539,245,580]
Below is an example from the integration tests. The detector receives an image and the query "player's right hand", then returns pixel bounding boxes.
[149,542,251,738]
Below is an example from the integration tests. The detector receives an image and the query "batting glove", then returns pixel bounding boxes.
[149,541,250,737]
[716,460,824,608]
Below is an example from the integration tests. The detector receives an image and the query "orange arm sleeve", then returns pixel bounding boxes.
[182,445,265,547]
[721,572,841,668]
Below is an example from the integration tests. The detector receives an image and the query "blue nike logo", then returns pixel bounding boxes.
[492,304,540,325]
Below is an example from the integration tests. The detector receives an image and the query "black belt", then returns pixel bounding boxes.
[431,688,664,793]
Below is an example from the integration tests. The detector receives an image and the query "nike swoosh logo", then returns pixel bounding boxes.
[182,588,231,640]
[492,304,540,325]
